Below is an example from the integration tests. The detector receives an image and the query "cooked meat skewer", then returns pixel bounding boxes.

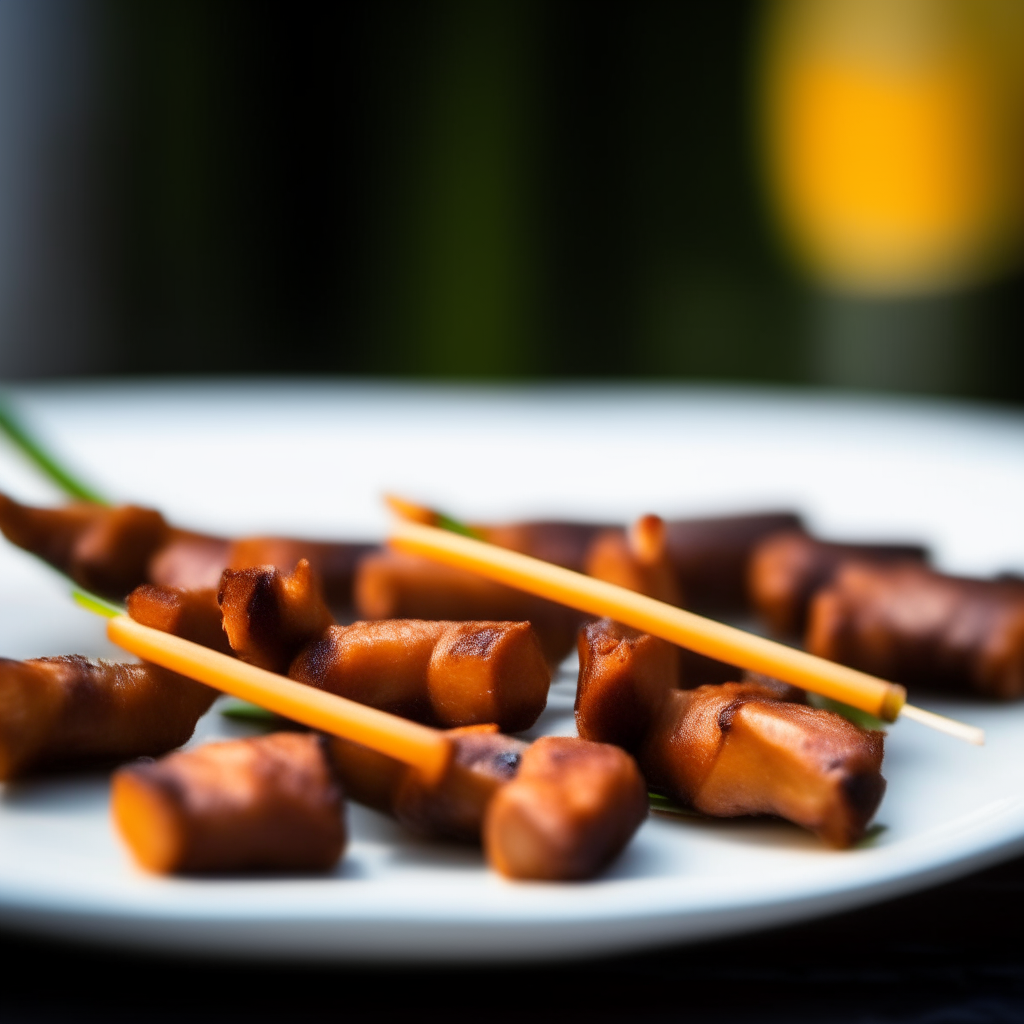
[102,611,647,880]
[749,531,930,636]
[0,491,373,609]
[290,619,550,732]
[329,724,646,880]
[807,562,1024,699]
[0,654,216,779]
[113,732,346,874]
[386,498,804,625]
[576,618,886,847]
[354,551,582,668]
[0,490,580,661]
[583,514,681,606]
[641,681,885,848]
[125,584,232,655]
[0,486,811,666]
[386,496,807,617]
[583,513,737,685]
[129,560,553,733]
[383,496,613,572]
[393,519,984,744]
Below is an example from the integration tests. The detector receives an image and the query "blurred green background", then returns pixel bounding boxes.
[3,0,1022,400]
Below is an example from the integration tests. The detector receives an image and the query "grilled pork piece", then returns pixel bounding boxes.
[576,618,885,847]
[484,735,647,880]
[330,724,526,842]
[291,620,550,732]
[354,550,582,667]
[642,684,885,848]
[112,732,346,873]
[217,560,334,671]
[575,619,680,751]
[146,530,231,590]
[0,655,216,779]
[0,494,169,598]
[663,511,804,614]
[328,725,647,880]
[807,562,1024,699]
[0,491,374,610]
[130,562,552,732]
[584,515,681,606]
[750,531,929,636]
[126,584,231,654]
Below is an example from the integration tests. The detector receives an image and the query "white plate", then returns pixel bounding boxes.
[0,382,1022,963]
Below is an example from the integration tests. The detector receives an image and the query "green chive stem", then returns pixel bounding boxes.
[71,589,123,619]
[0,396,108,505]
[436,512,485,540]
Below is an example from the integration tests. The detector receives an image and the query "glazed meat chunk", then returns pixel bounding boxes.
[112,732,346,873]
[327,725,647,880]
[750,531,929,636]
[576,618,884,847]
[806,562,1024,699]
[0,655,216,779]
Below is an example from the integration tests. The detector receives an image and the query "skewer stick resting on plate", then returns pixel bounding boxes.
[75,595,452,784]
[388,521,985,746]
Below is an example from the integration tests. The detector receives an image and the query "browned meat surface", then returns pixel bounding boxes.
[677,649,747,687]
[291,619,550,732]
[574,618,750,725]
[0,655,216,779]
[218,560,334,671]
[126,584,232,654]
[484,735,648,880]
[0,491,374,611]
[328,726,645,880]
[750,531,929,636]
[575,618,884,847]
[576,619,679,751]
[346,723,527,842]
[476,520,614,571]
[394,725,527,842]
[807,562,1024,699]
[664,511,804,614]
[328,724,525,841]
[584,515,681,605]
[0,494,170,598]
[112,732,345,873]
[151,534,375,610]
[225,537,376,609]
[354,549,581,667]
[326,734,410,813]
[642,683,885,847]
[147,530,231,590]
[131,563,552,733]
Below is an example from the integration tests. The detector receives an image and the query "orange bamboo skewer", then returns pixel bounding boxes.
[388,519,985,745]
[104,613,452,784]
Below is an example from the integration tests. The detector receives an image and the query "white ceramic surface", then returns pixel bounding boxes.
[0,382,1021,962]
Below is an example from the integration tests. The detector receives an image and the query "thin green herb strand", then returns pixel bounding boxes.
[0,396,108,505]
[808,693,886,731]
[648,792,702,817]
[71,589,123,619]
[220,699,284,723]
[435,512,485,540]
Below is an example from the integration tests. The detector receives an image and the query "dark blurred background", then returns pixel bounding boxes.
[2,0,1022,400]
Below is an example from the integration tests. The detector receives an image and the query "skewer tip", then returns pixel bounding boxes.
[384,493,436,526]
[899,702,985,746]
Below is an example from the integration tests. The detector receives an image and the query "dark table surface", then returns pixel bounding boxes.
[4,851,1024,1024]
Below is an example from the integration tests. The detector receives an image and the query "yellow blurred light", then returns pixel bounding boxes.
[760,0,1024,293]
